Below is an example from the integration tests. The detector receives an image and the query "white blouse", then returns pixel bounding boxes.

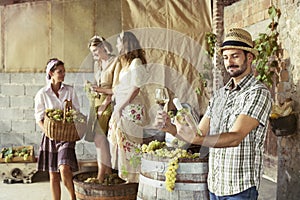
[114,58,148,105]
[34,82,80,123]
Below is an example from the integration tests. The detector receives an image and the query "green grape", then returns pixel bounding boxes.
[45,107,85,123]
[66,117,72,123]
[141,144,147,153]
[45,108,55,113]
[165,157,179,192]
[141,140,200,192]
[23,154,29,161]
[53,114,62,121]
[142,140,166,153]
[175,108,190,125]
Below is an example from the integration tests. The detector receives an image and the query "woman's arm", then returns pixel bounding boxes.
[38,120,45,133]
[97,95,112,116]
[92,86,113,95]
[115,86,140,117]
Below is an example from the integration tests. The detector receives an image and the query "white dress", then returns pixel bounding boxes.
[108,58,149,183]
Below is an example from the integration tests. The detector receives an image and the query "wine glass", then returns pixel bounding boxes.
[155,87,169,111]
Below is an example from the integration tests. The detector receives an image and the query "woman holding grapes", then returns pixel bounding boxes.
[86,36,121,182]
[107,31,150,183]
[34,58,80,200]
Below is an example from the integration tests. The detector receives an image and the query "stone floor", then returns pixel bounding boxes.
[0,171,277,200]
[259,176,277,200]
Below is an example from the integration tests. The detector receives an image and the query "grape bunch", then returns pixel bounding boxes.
[141,140,166,153]
[84,173,124,185]
[175,108,192,126]
[84,81,98,99]
[165,157,179,191]
[170,138,188,149]
[141,140,200,192]
[45,108,85,123]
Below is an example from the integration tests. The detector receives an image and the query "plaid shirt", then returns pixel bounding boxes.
[205,74,272,196]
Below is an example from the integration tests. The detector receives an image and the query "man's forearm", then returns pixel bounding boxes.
[192,132,243,148]
[166,123,177,136]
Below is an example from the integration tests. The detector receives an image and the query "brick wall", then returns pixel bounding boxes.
[224,0,300,199]
[223,0,278,181]
[0,72,97,160]
[275,1,300,199]
[224,0,271,30]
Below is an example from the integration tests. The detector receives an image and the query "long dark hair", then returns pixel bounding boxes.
[118,31,147,66]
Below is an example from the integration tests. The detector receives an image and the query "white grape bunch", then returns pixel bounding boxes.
[141,140,200,191]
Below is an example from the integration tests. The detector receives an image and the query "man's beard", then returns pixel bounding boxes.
[227,58,247,77]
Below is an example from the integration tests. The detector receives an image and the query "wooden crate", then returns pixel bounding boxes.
[0,145,36,163]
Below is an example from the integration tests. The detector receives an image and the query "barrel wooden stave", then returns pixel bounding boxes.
[138,156,209,200]
[73,171,138,200]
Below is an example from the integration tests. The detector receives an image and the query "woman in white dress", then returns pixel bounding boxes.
[108,31,149,183]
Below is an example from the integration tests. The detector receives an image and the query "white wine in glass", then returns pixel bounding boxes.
[155,88,169,110]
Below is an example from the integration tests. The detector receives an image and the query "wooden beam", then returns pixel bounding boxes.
[0,0,45,6]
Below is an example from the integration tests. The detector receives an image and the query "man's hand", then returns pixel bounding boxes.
[174,114,199,144]
[153,110,167,129]
[154,110,176,134]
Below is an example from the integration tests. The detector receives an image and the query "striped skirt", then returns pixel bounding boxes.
[37,134,79,172]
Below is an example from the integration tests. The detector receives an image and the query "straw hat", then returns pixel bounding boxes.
[218,28,258,57]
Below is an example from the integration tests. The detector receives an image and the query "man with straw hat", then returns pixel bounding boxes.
[155,28,272,199]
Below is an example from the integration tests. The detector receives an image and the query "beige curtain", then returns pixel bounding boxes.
[121,0,212,118]
[1,0,121,73]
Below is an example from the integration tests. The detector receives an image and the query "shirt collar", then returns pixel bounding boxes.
[225,74,254,91]
[45,82,65,92]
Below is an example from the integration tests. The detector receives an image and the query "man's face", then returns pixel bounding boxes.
[222,49,249,78]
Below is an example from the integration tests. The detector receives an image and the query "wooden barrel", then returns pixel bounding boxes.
[73,171,138,200]
[137,156,209,200]
[77,159,98,172]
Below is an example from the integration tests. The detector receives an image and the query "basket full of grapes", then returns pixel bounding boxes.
[43,100,86,142]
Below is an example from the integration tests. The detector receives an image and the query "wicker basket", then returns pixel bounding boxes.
[44,100,87,142]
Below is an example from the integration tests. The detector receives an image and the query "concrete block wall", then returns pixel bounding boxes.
[0,72,97,160]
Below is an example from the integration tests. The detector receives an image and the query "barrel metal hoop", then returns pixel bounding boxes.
[141,158,165,173]
[139,174,207,191]
[177,162,208,173]
[141,158,208,174]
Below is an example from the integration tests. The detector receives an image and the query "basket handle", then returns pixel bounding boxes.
[63,99,73,122]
